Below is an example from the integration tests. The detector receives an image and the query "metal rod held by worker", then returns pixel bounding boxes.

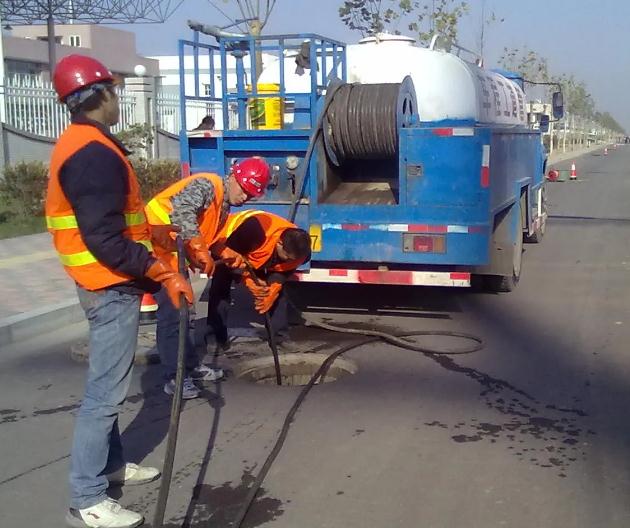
[243,259,282,386]
[152,236,189,527]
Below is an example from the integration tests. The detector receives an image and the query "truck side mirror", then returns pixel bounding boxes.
[552,91,564,119]
[539,114,550,133]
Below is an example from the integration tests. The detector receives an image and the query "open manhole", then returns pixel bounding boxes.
[234,353,358,386]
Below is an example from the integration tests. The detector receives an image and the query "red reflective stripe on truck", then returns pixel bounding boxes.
[433,128,453,136]
[481,166,490,187]
[181,162,190,178]
[408,224,448,233]
[450,272,471,281]
[358,270,414,285]
[341,224,368,231]
[481,145,490,187]
[329,269,348,277]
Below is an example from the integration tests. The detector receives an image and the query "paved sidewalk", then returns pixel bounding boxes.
[548,143,607,165]
[0,232,76,320]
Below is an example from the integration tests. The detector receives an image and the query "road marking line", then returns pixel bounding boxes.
[0,250,57,269]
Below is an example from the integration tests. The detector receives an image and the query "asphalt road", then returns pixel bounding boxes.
[2,145,630,528]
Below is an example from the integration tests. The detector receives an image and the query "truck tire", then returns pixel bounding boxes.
[484,207,523,293]
[525,187,546,244]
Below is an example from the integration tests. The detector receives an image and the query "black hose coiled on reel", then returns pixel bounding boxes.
[323,75,417,166]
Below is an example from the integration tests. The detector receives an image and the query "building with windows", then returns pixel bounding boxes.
[2,24,158,79]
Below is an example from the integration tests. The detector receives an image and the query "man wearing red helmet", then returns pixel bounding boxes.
[145,157,271,399]
[46,55,193,528]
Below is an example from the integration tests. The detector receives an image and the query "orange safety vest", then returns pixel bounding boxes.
[219,210,305,273]
[145,173,225,266]
[45,123,152,290]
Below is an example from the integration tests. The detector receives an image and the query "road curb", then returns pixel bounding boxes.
[0,278,210,348]
[0,298,84,348]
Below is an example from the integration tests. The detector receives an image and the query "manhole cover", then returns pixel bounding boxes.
[234,353,358,386]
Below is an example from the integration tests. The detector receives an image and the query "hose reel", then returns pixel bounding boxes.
[323,76,418,167]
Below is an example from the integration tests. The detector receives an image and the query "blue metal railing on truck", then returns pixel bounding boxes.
[178,32,347,132]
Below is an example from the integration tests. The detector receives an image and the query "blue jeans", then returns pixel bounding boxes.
[155,286,198,380]
[70,287,141,509]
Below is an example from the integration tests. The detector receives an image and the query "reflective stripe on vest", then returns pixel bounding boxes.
[146,198,171,225]
[224,209,266,238]
[58,239,153,267]
[46,212,149,230]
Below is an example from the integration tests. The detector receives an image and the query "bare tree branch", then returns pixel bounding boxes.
[207,0,240,25]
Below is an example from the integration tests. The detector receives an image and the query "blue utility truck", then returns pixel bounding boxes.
[177,27,562,292]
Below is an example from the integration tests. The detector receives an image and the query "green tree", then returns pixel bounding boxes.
[554,74,595,119]
[598,111,625,134]
[339,0,468,46]
[499,46,550,82]
[499,48,625,133]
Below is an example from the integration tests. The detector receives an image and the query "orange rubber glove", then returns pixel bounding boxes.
[150,224,181,252]
[145,258,194,309]
[185,236,215,275]
[217,246,246,270]
[243,272,269,300]
[254,282,282,314]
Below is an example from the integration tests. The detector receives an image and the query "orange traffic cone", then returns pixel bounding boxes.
[570,162,577,180]
[140,292,158,324]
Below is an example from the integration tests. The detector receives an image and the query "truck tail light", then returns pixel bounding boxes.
[403,233,446,253]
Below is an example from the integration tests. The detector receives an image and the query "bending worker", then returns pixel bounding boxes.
[206,210,312,350]
[145,158,271,399]
[46,55,193,528]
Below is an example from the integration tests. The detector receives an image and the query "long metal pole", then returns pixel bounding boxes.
[152,236,189,527]
[0,13,6,123]
[47,0,57,75]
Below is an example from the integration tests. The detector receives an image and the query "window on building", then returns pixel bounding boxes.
[69,35,81,47]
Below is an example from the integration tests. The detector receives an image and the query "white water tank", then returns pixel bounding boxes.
[257,33,527,126]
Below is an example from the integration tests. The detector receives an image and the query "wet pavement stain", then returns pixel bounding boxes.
[3,387,164,425]
[352,429,365,437]
[157,471,284,528]
[0,408,25,424]
[420,353,595,477]
[33,403,80,415]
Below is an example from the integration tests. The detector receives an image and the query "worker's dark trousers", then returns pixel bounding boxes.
[155,286,199,380]
[206,266,283,344]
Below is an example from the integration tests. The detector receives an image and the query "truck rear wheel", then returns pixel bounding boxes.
[484,206,523,293]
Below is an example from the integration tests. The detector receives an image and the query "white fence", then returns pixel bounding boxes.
[0,75,622,150]
[1,75,137,137]
[0,75,234,138]
[156,90,239,133]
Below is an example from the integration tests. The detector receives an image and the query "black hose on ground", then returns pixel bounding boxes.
[152,236,190,528]
[264,313,282,386]
[231,319,483,527]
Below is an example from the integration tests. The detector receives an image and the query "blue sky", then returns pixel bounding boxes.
[117,0,630,129]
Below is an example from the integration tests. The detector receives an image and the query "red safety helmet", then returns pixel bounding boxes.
[53,55,115,101]
[232,157,271,197]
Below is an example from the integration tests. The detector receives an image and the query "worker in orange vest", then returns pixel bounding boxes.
[145,159,271,399]
[46,55,193,528]
[206,210,311,350]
